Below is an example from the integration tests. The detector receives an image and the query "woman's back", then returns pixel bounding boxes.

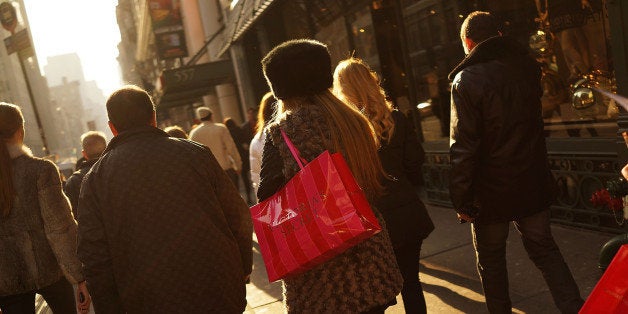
[0,149,83,296]
[259,100,403,313]
[258,39,402,313]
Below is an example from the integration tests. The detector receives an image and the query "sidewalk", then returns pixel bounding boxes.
[245,204,613,313]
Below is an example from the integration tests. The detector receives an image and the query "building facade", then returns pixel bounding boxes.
[116,0,244,133]
[44,53,111,145]
[0,0,60,158]
[48,78,85,158]
[217,0,628,233]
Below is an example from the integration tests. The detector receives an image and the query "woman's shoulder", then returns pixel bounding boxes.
[12,155,60,186]
[13,151,56,170]
[32,157,60,179]
[388,109,407,132]
[390,109,406,122]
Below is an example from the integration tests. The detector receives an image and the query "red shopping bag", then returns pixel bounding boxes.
[580,244,628,313]
[250,130,381,282]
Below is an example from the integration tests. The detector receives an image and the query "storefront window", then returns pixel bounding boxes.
[404,0,618,142]
[347,6,380,72]
[315,16,350,66]
[535,0,616,137]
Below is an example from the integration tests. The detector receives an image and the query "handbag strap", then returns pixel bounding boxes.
[280,129,305,170]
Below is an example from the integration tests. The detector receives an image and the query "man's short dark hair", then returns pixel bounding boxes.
[460,11,501,44]
[106,85,155,132]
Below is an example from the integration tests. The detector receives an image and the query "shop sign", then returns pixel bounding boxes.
[4,28,31,57]
[0,2,17,33]
[148,0,188,58]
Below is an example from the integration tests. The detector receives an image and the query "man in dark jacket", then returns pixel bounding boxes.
[449,12,583,313]
[63,131,107,218]
[77,86,252,313]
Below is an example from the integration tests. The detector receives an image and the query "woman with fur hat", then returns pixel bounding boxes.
[257,39,402,313]
[0,103,91,313]
[334,58,435,314]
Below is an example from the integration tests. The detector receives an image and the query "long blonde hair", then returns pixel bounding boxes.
[280,90,385,197]
[0,103,24,217]
[255,92,276,135]
[333,58,394,142]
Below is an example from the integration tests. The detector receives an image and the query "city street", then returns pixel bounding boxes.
[245,204,612,313]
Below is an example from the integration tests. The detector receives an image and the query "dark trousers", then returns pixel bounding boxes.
[393,240,427,314]
[0,278,76,314]
[472,210,584,314]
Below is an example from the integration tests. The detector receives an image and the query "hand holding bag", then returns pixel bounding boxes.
[250,130,382,282]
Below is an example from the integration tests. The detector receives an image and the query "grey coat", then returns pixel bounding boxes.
[0,146,84,296]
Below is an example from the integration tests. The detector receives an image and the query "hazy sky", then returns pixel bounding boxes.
[24,0,122,95]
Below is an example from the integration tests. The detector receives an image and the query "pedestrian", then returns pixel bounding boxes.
[77,86,252,313]
[224,117,250,200]
[258,39,402,313]
[240,109,257,204]
[334,57,435,314]
[449,11,583,313]
[64,131,107,218]
[164,125,188,139]
[0,103,91,314]
[249,92,275,201]
[189,107,242,187]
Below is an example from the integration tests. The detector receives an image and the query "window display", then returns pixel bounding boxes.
[404,0,618,141]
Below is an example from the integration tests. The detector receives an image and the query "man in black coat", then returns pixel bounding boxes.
[77,86,252,313]
[449,12,583,313]
[63,131,107,218]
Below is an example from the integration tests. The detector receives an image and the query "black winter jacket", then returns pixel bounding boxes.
[448,36,554,224]
[63,158,97,218]
[376,110,434,245]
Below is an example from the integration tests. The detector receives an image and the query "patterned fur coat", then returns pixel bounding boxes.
[258,104,403,313]
[0,145,84,296]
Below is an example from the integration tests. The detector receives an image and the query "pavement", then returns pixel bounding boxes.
[245,203,615,313]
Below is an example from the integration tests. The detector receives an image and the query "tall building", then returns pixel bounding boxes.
[44,53,111,145]
[48,78,84,158]
[0,0,59,157]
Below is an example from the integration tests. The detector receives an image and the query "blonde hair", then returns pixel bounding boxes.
[164,126,188,139]
[80,131,107,159]
[255,92,276,134]
[0,103,24,217]
[279,90,385,197]
[333,58,394,142]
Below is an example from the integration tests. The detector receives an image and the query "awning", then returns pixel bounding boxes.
[216,0,277,58]
[155,60,234,109]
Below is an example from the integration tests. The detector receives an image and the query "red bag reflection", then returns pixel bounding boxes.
[250,130,381,282]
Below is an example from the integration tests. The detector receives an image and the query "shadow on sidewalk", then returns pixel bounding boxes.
[247,240,283,308]
[420,262,487,312]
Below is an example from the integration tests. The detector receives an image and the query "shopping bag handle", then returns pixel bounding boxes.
[280,129,306,170]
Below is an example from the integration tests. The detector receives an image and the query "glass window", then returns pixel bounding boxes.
[536,1,616,138]
[348,6,380,72]
[315,16,350,67]
[404,0,617,142]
